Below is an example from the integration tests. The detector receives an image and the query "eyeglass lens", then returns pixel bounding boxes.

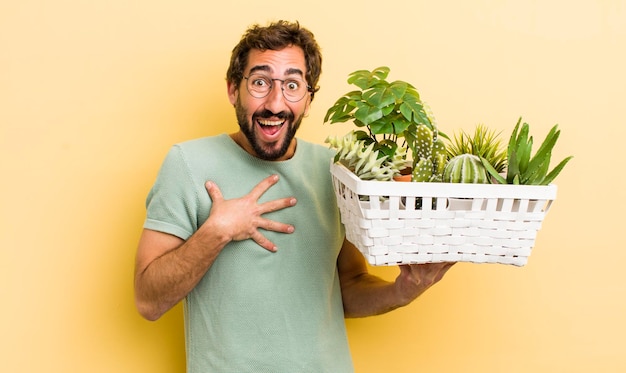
[245,74,308,102]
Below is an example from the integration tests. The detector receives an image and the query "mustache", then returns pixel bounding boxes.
[254,109,293,121]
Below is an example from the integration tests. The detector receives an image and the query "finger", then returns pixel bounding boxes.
[259,196,297,214]
[258,217,295,234]
[431,262,455,273]
[205,181,224,202]
[436,262,456,279]
[248,174,280,200]
[250,230,278,253]
[406,262,454,272]
[401,262,454,283]
[425,262,455,281]
[399,264,412,276]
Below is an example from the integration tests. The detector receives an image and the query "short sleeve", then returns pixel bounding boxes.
[143,145,200,240]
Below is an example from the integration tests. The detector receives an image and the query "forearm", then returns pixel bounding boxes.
[340,263,454,318]
[341,273,410,318]
[134,227,230,321]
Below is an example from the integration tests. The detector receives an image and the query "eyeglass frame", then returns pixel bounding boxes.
[242,74,312,103]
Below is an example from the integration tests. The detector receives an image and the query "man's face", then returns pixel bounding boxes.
[228,46,311,161]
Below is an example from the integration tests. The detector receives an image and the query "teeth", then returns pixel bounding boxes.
[258,119,284,126]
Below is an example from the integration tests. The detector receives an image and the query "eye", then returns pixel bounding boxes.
[252,77,270,88]
[284,79,301,91]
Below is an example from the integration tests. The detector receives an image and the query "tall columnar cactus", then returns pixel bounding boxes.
[432,136,447,180]
[409,104,447,182]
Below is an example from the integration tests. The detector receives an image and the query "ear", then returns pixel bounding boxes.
[227,81,238,105]
[303,95,312,116]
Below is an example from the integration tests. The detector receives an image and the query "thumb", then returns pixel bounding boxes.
[205,181,223,202]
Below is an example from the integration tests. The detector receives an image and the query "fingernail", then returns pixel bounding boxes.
[287,226,295,233]
[290,198,297,206]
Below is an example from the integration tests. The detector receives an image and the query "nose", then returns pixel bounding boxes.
[263,82,288,113]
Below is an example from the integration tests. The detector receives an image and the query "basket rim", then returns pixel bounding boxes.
[330,161,557,200]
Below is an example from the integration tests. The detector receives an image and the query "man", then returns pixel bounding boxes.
[134,20,454,372]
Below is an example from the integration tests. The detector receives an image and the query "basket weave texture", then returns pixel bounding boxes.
[330,162,557,266]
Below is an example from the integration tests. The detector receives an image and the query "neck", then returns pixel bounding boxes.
[229,132,297,161]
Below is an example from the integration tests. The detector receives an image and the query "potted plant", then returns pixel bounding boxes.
[325,68,571,267]
[440,124,507,209]
[481,117,573,186]
[443,124,507,184]
[324,66,446,182]
[440,119,572,210]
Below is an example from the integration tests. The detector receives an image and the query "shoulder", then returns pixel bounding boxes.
[174,134,230,154]
[291,139,337,183]
[296,138,335,161]
[164,134,234,166]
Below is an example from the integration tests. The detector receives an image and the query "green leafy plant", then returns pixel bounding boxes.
[443,124,506,184]
[447,124,507,174]
[324,66,445,181]
[481,117,573,185]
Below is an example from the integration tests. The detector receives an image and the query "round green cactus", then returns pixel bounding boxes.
[443,154,489,183]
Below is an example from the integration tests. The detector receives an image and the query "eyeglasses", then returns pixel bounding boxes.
[243,73,311,103]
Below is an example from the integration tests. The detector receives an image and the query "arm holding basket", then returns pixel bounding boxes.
[337,239,455,318]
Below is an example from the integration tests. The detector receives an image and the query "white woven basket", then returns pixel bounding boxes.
[330,162,557,266]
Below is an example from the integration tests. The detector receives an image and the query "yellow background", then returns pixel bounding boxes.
[2,0,625,372]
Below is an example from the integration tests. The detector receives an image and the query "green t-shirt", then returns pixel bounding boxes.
[144,134,353,372]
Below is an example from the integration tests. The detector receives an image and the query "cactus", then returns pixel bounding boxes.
[443,154,489,183]
[326,131,406,181]
[412,157,433,182]
[446,124,507,174]
[432,136,447,180]
[408,104,447,182]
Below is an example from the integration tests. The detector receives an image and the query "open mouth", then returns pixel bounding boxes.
[257,118,285,137]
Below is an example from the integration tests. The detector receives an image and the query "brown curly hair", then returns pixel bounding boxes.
[226,20,322,101]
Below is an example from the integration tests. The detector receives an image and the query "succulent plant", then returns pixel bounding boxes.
[446,124,506,174]
[407,122,447,182]
[326,131,406,181]
[443,154,489,183]
[482,117,573,185]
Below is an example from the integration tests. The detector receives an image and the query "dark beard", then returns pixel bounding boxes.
[234,99,303,161]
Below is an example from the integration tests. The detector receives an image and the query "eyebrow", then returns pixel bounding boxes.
[248,65,305,78]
